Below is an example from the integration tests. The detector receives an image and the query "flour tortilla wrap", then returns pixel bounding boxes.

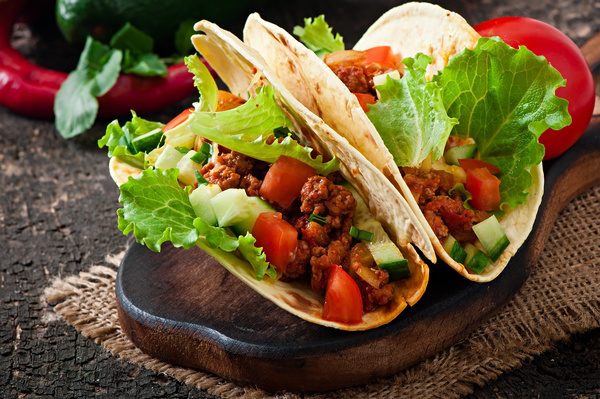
[243,3,550,282]
[108,20,431,330]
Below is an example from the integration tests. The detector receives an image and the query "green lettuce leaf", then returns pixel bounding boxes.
[98,111,165,169]
[117,168,199,252]
[185,54,218,112]
[238,233,277,280]
[433,37,571,209]
[368,53,458,167]
[189,85,339,175]
[293,15,345,58]
[118,168,278,280]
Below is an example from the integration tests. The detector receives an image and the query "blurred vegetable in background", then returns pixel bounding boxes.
[0,0,257,138]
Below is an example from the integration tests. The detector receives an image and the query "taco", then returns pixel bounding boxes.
[243,2,571,282]
[99,20,431,330]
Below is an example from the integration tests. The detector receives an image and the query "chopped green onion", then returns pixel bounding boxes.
[195,171,209,186]
[350,226,373,242]
[175,146,191,154]
[309,213,327,225]
[274,126,299,140]
[190,142,212,165]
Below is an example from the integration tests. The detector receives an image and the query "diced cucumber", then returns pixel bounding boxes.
[131,128,164,153]
[442,235,467,264]
[463,243,490,274]
[189,184,222,226]
[230,196,276,236]
[472,215,510,262]
[176,150,204,186]
[444,143,477,166]
[343,182,411,281]
[154,144,185,170]
[210,189,250,227]
[369,242,410,281]
[467,251,491,274]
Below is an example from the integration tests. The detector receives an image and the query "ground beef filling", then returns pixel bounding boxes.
[200,151,269,196]
[327,62,393,96]
[200,153,395,311]
[403,167,489,244]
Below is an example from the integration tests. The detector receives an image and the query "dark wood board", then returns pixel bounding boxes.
[116,37,600,394]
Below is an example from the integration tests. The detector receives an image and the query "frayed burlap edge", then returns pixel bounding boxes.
[43,186,600,399]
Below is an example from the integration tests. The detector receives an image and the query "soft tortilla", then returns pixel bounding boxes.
[109,20,432,330]
[243,3,544,282]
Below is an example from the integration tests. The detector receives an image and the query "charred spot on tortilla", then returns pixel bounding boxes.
[279,291,321,314]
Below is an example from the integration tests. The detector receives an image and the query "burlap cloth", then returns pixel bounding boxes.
[42,183,600,398]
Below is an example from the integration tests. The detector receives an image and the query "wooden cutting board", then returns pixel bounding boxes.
[115,38,600,393]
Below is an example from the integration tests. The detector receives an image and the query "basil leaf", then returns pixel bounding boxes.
[54,36,122,139]
[110,23,167,77]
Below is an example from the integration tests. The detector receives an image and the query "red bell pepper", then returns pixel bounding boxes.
[0,0,207,119]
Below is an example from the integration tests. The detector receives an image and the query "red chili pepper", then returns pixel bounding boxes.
[0,0,205,119]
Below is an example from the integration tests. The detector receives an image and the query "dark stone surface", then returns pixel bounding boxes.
[1,0,599,397]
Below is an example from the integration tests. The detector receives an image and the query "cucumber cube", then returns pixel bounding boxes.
[230,196,275,236]
[368,242,410,281]
[189,184,222,226]
[154,144,185,170]
[466,250,491,274]
[131,128,164,153]
[210,189,250,227]
[176,150,204,186]
[442,235,467,264]
[472,215,510,262]
[444,143,477,166]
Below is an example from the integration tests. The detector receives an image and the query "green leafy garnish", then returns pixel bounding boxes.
[368,53,458,167]
[98,111,165,168]
[117,168,199,252]
[117,168,278,280]
[56,23,170,139]
[110,23,167,77]
[293,15,345,58]
[185,54,218,112]
[238,233,277,280]
[433,37,571,209]
[189,85,339,175]
[55,36,122,139]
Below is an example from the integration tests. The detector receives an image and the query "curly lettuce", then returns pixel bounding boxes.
[367,53,458,168]
[368,37,570,210]
[433,37,570,209]
[118,168,277,279]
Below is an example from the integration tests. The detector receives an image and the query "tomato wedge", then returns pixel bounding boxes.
[251,212,298,274]
[259,155,316,209]
[458,158,501,175]
[363,46,396,69]
[465,167,501,212]
[217,90,246,111]
[354,93,376,113]
[322,265,363,324]
[163,107,193,132]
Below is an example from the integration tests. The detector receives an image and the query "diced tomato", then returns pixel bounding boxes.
[259,155,316,209]
[163,107,194,132]
[465,167,501,212]
[322,265,363,324]
[252,212,298,274]
[458,158,501,175]
[217,90,246,111]
[363,46,396,69]
[354,93,376,113]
